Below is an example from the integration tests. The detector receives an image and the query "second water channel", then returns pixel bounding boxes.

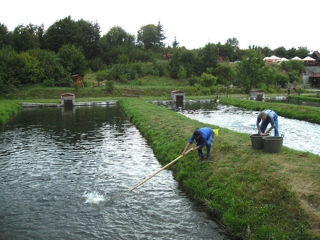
[154,100,320,156]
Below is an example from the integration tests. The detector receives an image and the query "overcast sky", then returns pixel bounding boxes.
[1,0,319,52]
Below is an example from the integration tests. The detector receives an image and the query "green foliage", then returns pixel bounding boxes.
[198,72,217,87]
[237,50,265,92]
[169,48,201,78]
[0,99,21,125]
[96,69,109,82]
[104,80,114,93]
[17,52,44,84]
[137,23,165,50]
[43,16,100,59]
[12,24,42,52]
[0,48,21,93]
[87,57,105,72]
[0,23,10,48]
[214,63,235,85]
[104,62,168,82]
[58,44,87,77]
[104,26,135,47]
[27,49,68,86]
[199,43,218,71]
[281,60,305,84]
[177,65,187,79]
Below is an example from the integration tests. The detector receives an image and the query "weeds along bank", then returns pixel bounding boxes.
[120,98,320,240]
[220,97,320,124]
[0,100,21,125]
[6,85,244,100]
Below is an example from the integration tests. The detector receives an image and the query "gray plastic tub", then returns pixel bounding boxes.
[262,136,283,153]
[250,134,264,149]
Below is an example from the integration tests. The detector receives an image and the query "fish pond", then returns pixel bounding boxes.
[0,104,229,240]
[154,100,320,156]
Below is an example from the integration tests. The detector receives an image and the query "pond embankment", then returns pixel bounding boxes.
[0,100,21,125]
[120,98,320,240]
[220,97,320,124]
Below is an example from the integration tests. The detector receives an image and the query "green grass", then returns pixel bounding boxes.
[0,99,21,125]
[288,95,320,103]
[120,98,320,240]
[220,97,320,124]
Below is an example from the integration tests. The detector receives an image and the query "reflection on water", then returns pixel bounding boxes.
[155,100,320,156]
[0,104,228,240]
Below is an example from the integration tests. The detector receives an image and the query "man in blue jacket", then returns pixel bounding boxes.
[182,127,215,160]
[256,109,279,136]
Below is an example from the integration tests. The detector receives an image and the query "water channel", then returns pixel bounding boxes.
[0,104,229,240]
[154,100,320,156]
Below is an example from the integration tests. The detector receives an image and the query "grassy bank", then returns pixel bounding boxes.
[220,97,320,124]
[0,99,21,125]
[288,95,320,103]
[120,98,320,240]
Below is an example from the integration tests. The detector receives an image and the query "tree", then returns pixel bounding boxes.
[237,50,265,92]
[75,19,101,59]
[172,36,179,48]
[156,21,166,47]
[286,47,297,59]
[0,23,10,48]
[214,63,235,85]
[260,46,272,57]
[58,44,87,77]
[103,26,135,47]
[44,16,101,59]
[99,26,135,64]
[12,24,42,52]
[169,49,201,78]
[27,49,68,86]
[44,16,77,52]
[273,46,286,58]
[295,47,309,59]
[200,43,218,71]
[226,37,239,48]
[137,23,165,50]
[198,72,217,87]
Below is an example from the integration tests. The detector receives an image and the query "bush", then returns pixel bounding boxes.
[58,44,87,76]
[96,70,109,82]
[27,49,68,86]
[198,72,217,87]
[105,80,114,93]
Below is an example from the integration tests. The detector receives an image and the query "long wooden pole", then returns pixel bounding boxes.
[129,148,194,191]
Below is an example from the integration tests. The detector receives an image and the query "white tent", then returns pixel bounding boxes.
[280,57,289,62]
[264,55,281,63]
[291,56,302,60]
[269,55,281,61]
[303,56,316,62]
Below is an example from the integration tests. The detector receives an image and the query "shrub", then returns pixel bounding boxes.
[58,44,87,76]
[27,49,68,86]
[105,80,114,93]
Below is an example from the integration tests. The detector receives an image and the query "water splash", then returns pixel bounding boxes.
[83,191,106,204]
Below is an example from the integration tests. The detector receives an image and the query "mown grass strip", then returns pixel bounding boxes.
[220,97,320,124]
[288,95,320,103]
[0,99,21,125]
[120,98,320,240]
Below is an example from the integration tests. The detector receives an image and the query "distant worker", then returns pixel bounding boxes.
[182,127,215,160]
[256,110,279,136]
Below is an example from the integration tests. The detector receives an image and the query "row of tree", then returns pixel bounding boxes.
[0,16,310,94]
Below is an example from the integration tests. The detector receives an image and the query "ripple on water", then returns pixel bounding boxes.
[0,106,228,240]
